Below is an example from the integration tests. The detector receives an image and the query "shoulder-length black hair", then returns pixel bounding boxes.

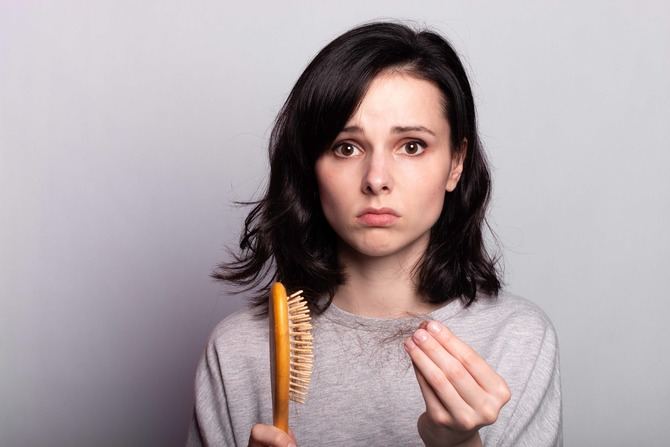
[212,20,504,318]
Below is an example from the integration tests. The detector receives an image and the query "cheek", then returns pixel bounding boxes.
[411,169,448,221]
[316,168,348,224]
[419,188,446,219]
[318,187,338,220]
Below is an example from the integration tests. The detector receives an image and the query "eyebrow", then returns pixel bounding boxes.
[340,125,436,137]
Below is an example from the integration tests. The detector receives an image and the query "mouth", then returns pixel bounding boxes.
[356,207,400,217]
[356,207,400,227]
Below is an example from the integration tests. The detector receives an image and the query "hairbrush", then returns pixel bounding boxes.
[268,281,313,432]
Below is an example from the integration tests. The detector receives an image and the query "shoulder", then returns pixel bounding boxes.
[458,290,560,357]
[204,304,269,367]
[210,305,267,341]
[469,290,557,334]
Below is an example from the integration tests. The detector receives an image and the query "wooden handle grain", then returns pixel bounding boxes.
[269,282,290,433]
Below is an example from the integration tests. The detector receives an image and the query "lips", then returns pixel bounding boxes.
[356,207,400,226]
[356,207,400,217]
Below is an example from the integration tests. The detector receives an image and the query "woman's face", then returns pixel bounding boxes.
[315,70,466,260]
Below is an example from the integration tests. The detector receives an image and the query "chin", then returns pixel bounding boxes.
[357,246,398,257]
[340,228,431,260]
[346,237,411,258]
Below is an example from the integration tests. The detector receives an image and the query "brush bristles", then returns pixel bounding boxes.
[287,290,313,404]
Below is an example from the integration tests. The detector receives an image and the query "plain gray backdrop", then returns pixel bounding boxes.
[1,1,669,446]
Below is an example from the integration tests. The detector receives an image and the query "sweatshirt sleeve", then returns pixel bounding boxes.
[185,335,238,447]
[495,321,563,447]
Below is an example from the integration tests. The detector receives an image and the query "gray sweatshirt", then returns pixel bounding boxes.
[186,291,563,446]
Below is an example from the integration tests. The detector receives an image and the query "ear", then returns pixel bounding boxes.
[446,138,467,192]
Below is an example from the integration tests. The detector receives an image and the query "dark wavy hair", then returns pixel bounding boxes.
[212,20,504,318]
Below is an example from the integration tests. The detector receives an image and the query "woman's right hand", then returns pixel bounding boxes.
[247,423,297,447]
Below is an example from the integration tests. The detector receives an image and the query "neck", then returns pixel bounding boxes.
[332,235,441,318]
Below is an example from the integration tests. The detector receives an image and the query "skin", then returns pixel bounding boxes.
[247,426,297,447]
[407,320,511,446]
[249,70,511,446]
[314,69,466,318]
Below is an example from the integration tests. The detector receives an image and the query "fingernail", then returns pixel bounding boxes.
[289,443,297,447]
[404,338,416,351]
[427,321,441,333]
[413,330,428,343]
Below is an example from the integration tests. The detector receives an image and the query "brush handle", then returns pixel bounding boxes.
[269,282,290,432]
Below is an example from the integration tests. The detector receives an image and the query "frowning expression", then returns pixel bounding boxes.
[315,70,466,259]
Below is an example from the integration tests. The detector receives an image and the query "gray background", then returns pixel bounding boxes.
[1,1,668,446]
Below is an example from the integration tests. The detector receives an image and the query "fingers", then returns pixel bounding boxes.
[406,335,477,424]
[405,320,511,430]
[248,423,297,447]
[419,320,509,398]
[408,327,487,411]
[411,361,462,427]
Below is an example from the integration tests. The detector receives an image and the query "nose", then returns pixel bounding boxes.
[361,149,393,195]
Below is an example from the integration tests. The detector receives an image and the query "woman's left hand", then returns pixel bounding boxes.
[404,320,512,447]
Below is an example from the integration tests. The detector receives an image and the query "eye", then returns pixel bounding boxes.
[332,142,362,158]
[399,140,426,156]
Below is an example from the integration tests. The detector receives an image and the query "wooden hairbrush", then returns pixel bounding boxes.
[268,281,313,433]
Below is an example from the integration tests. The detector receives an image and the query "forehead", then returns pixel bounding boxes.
[345,71,447,128]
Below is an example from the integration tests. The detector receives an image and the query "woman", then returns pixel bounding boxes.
[187,21,562,447]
